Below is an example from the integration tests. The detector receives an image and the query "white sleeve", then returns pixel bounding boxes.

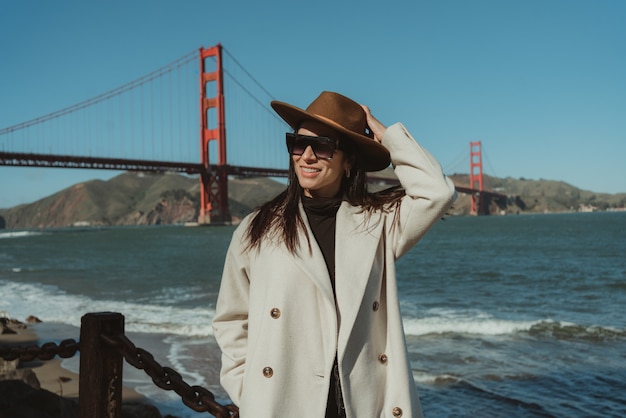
[381,123,457,258]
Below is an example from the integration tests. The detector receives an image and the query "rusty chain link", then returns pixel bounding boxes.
[0,338,79,362]
[101,333,239,418]
[0,331,238,418]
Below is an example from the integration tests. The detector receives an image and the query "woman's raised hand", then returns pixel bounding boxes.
[361,105,387,144]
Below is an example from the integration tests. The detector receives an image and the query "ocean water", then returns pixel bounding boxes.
[1,212,625,417]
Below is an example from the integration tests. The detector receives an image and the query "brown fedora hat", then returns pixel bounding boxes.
[271,91,391,172]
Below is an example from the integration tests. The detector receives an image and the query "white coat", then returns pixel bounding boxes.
[212,123,456,418]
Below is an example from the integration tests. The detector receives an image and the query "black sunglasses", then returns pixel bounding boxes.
[285,133,339,160]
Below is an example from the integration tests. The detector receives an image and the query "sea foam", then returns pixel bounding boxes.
[0,231,44,239]
[402,308,541,336]
[0,279,215,337]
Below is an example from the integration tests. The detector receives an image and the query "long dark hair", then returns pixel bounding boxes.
[245,148,405,254]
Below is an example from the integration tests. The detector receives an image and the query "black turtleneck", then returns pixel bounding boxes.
[303,195,346,418]
[302,195,342,293]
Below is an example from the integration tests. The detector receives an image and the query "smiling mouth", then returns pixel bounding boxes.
[301,167,321,173]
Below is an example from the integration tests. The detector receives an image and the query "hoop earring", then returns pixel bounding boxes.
[345,168,351,178]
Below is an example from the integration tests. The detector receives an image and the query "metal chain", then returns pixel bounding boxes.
[1,334,239,418]
[0,338,79,362]
[102,333,239,418]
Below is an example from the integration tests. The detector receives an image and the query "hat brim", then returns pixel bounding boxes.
[271,100,391,172]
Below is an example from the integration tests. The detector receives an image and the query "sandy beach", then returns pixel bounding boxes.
[0,319,146,402]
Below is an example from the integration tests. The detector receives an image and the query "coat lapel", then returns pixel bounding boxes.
[334,202,385,350]
[284,203,335,303]
[283,201,385,353]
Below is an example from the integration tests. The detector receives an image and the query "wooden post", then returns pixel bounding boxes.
[78,312,125,418]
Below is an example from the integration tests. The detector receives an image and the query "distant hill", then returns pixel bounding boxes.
[447,173,626,215]
[0,172,286,229]
[0,171,624,229]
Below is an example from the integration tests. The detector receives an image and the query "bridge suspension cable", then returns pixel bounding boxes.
[443,146,469,175]
[222,47,277,116]
[0,50,201,164]
[481,143,498,179]
[218,47,289,171]
[0,50,198,136]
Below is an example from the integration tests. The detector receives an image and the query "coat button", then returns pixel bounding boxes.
[270,308,281,319]
[373,301,380,311]
[262,367,273,378]
[378,353,388,364]
[392,406,403,417]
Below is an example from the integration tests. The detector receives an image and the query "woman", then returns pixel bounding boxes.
[212,91,456,418]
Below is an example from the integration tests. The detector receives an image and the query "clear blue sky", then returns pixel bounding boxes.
[1,0,625,208]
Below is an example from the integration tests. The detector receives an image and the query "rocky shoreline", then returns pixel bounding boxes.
[0,316,180,418]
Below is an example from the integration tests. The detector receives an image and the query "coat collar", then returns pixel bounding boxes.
[289,201,335,303]
[288,200,385,350]
[335,202,385,350]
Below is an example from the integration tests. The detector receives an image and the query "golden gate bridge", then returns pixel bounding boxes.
[0,43,507,223]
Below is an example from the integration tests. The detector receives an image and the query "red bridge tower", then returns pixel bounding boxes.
[470,141,484,215]
[199,44,231,224]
